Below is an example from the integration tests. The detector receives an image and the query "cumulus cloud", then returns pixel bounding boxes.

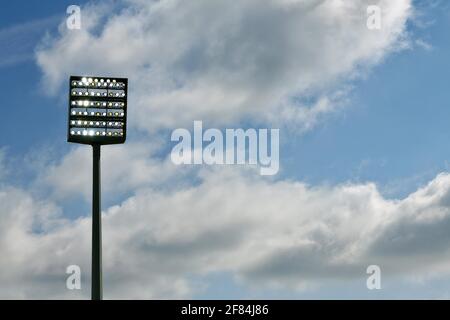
[38,141,186,201]
[36,0,412,132]
[3,164,450,298]
[6,0,443,300]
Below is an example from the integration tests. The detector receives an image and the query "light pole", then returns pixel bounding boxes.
[68,76,128,300]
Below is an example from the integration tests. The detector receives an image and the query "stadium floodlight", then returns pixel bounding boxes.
[68,76,127,144]
[67,75,128,300]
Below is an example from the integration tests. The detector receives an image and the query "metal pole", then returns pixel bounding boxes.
[92,144,102,300]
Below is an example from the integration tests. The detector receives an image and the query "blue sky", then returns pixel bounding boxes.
[0,1,78,159]
[1,0,448,196]
[285,0,450,197]
[2,0,450,299]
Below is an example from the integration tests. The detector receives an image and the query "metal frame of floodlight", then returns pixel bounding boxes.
[67,75,128,300]
[68,75,128,145]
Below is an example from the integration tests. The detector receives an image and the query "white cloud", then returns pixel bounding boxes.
[36,0,412,132]
[9,0,445,300]
[4,164,450,298]
[38,141,189,201]
[415,38,433,51]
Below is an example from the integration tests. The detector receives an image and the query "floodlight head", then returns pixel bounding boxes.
[67,75,128,145]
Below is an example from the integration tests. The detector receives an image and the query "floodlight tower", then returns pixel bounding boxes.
[68,76,128,300]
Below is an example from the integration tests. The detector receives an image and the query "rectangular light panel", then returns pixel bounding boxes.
[67,76,128,145]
